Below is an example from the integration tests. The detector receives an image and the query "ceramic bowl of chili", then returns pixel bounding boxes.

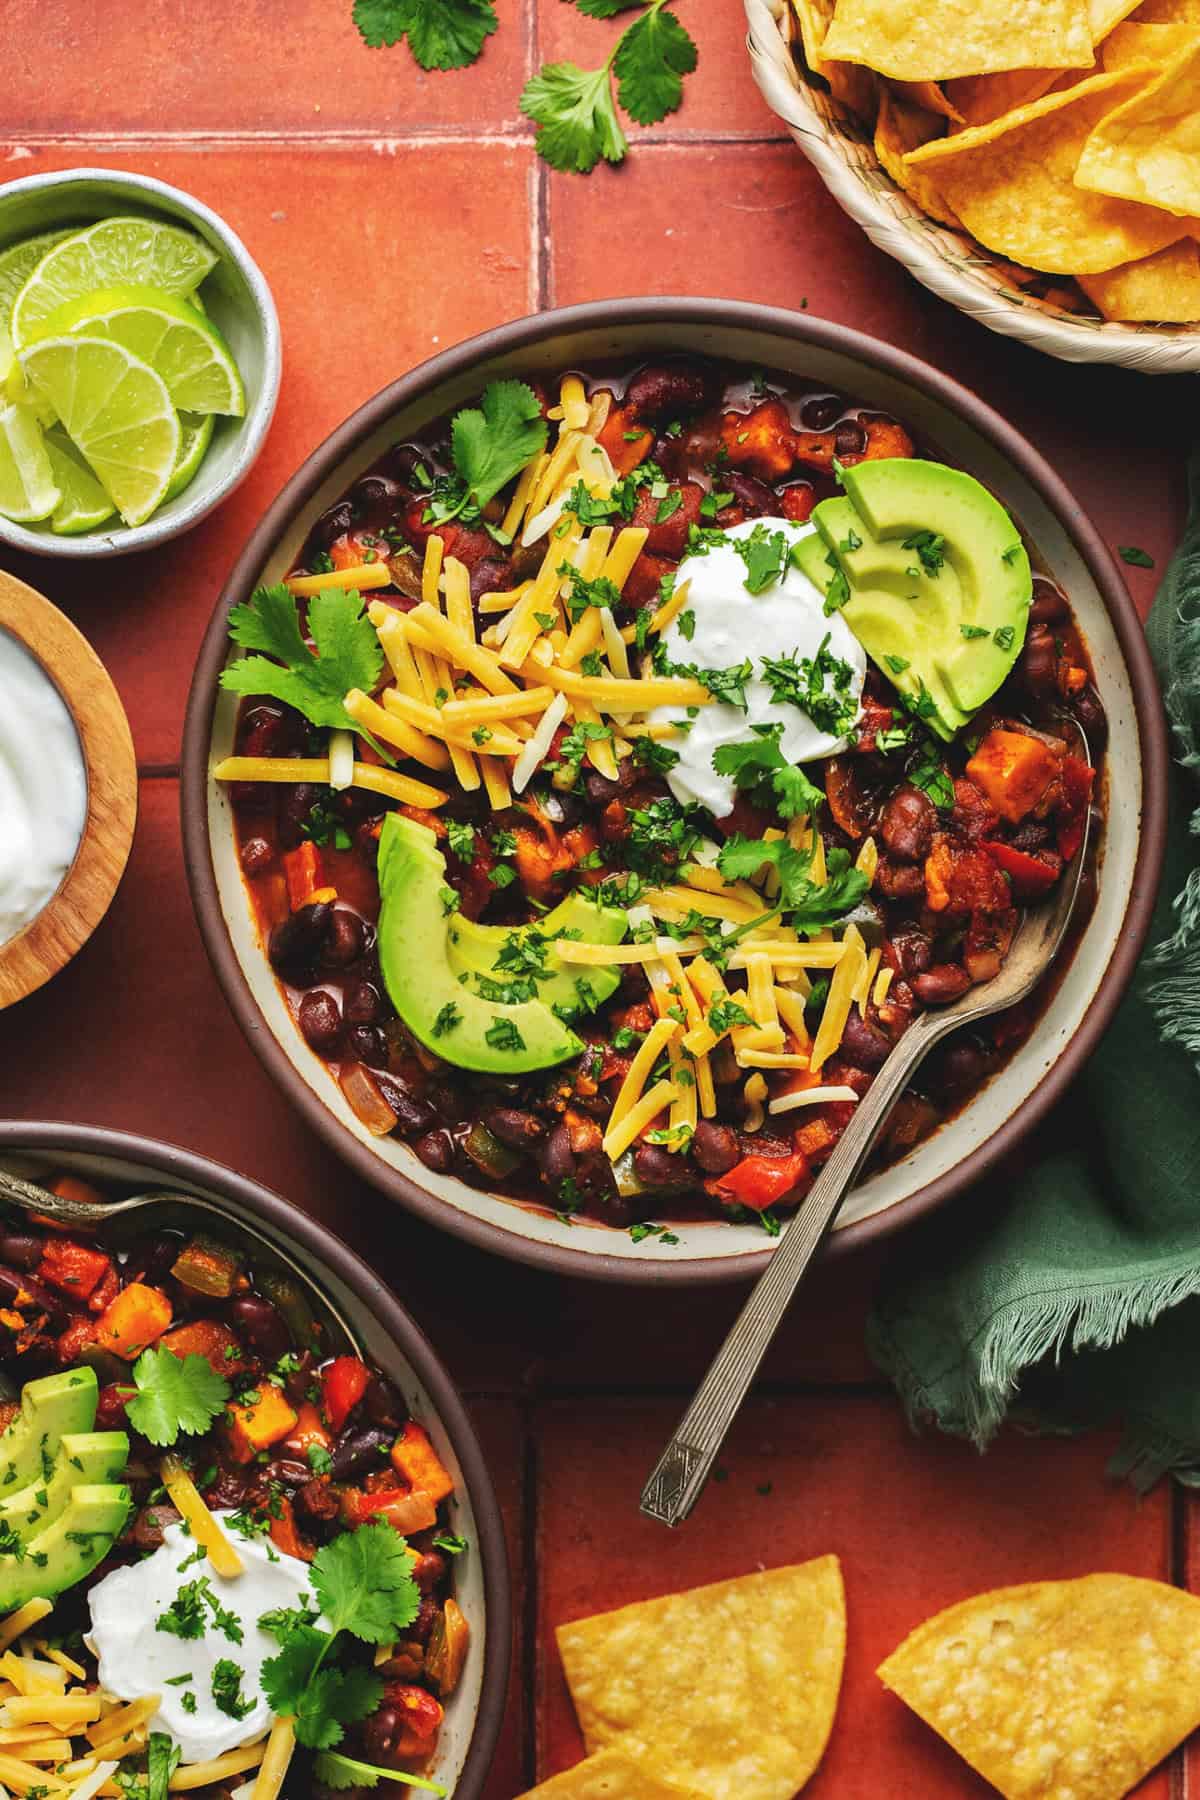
[182,299,1169,1285]
[0,1121,511,1798]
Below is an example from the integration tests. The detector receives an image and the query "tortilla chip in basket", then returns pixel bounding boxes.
[942,68,1063,128]
[820,0,1093,83]
[789,0,879,121]
[905,68,1194,271]
[875,90,961,226]
[516,1748,706,1800]
[1130,0,1200,19]
[1079,237,1200,318]
[1075,44,1200,217]
[557,1558,846,1800]
[878,1574,1200,1799]
[1101,20,1197,68]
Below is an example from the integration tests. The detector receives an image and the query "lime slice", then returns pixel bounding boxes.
[46,284,244,416]
[0,403,59,522]
[12,216,218,348]
[44,427,116,534]
[164,410,215,502]
[0,229,74,381]
[20,336,181,528]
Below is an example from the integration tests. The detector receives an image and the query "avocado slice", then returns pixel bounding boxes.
[833,459,1032,715]
[0,1430,128,1542]
[0,1482,131,1612]
[378,814,586,1074]
[0,1368,98,1499]
[448,890,627,1021]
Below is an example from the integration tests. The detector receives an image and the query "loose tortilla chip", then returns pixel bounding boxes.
[905,68,1195,270]
[557,1558,846,1800]
[875,90,961,225]
[1079,236,1200,316]
[1075,44,1200,217]
[879,1575,1200,1800]
[1102,20,1197,65]
[516,1749,705,1800]
[820,0,1093,82]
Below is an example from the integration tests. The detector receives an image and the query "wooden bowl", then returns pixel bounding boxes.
[0,571,136,1007]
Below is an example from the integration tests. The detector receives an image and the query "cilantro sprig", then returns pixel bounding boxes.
[352,0,498,68]
[220,585,384,736]
[126,1346,231,1448]
[718,834,868,936]
[520,0,698,173]
[711,723,824,820]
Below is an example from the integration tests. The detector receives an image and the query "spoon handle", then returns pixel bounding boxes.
[640,1012,942,1528]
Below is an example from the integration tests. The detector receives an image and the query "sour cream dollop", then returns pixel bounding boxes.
[87,1513,322,1763]
[0,627,87,948]
[650,518,866,818]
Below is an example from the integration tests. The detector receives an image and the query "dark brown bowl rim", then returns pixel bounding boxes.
[0,1119,511,1799]
[182,296,1171,1287]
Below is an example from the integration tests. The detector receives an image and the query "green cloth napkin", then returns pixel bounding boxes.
[867,448,1200,1490]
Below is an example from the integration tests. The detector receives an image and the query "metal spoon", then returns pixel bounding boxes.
[0,1169,364,1356]
[641,735,1092,1528]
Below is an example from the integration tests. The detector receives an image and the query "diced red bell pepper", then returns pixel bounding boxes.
[36,1238,113,1301]
[283,842,325,911]
[340,1486,439,1533]
[707,1148,810,1211]
[982,840,1061,900]
[322,1355,371,1433]
[384,1683,445,1756]
[87,1264,121,1316]
[1056,754,1095,862]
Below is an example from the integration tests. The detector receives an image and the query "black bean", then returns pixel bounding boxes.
[483,1106,545,1151]
[239,835,275,878]
[263,1458,312,1489]
[377,1080,437,1137]
[354,820,383,868]
[1072,684,1107,748]
[539,1123,577,1186]
[928,1038,987,1098]
[298,990,343,1056]
[123,1231,179,1285]
[720,471,784,517]
[309,498,356,553]
[691,1120,740,1175]
[426,1080,467,1124]
[0,1230,44,1271]
[633,1144,684,1188]
[382,443,429,487]
[268,902,333,978]
[344,978,383,1025]
[131,1503,181,1551]
[414,1130,455,1174]
[833,419,867,458]
[277,783,322,851]
[362,1705,402,1764]
[320,909,367,969]
[800,393,843,431]
[1030,582,1069,624]
[1020,624,1058,700]
[349,473,400,521]
[330,1427,392,1481]
[0,1266,64,1323]
[346,1023,388,1068]
[364,1373,406,1431]
[226,1294,291,1362]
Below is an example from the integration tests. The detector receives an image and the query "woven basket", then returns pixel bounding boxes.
[745,0,1200,374]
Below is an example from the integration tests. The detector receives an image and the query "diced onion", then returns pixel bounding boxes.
[512,691,567,795]
[327,729,355,792]
[767,1086,861,1115]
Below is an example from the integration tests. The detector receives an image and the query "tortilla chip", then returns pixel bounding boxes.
[557,1558,846,1800]
[942,68,1063,127]
[1130,0,1200,18]
[905,68,1196,271]
[1079,235,1200,316]
[1075,44,1200,217]
[1102,20,1197,65]
[878,1575,1200,1800]
[516,1749,705,1800]
[889,79,964,121]
[790,0,833,73]
[1089,0,1149,35]
[875,90,962,225]
[820,0,1093,82]
[790,0,879,120]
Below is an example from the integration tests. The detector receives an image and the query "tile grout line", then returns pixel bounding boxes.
[528,0,551,315]
[3,128,789,151]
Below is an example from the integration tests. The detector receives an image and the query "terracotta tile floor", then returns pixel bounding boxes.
[0,2,1194,1791]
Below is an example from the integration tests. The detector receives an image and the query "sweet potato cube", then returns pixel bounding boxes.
[390,1421,455,1503]
[93,1282,173,1361]
[966,730,1059,824]
[162,1319,248,1375]
[225,1385,299,1464]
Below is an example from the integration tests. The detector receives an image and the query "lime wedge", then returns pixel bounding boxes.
[0,403,60,522]
[46,284,244,416]
[12,216,218,349]
[0,229,74,381]
[20,336,181,528]
[164,410,215,502]
[44,427,116,534]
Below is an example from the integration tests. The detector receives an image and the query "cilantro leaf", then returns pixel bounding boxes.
[353,0,498,68]
[731,523,791,595]
[126,1347,231,1448]
[520,60,629,172]
[261,1623,328,1718]
[315,1749,448,1792]
[450,380,547,512]
[295,1664,382,1750]
[1119,544,1155,568]
[311,1520,421,1645]
[147,1732,181,1800]
[574,0,644,14]
[614,1,697,124]
[221,584,384,734]
[718,835,868,934]
[711,725,824,820]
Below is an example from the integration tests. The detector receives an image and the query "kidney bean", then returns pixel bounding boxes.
[721,471,784,517]
[840,1012,892,1070]
[206,1467,251,1511]
[354,820,383,868]
[298,1475,341,1521]
[364,1373,405,1431]
[268,901,333,978]
[350,473,400,520]
[876,859,926,900]
[362,1705,403,1764]
[0,1229,44,1271]
[346,1023,388,1068]
[239,836,274,882]
[1020,624,1058,700]
[414,1130,455,1174]
[382,443,429,487]
[329,1426,392,1481]
[411,1550,448,1594]
[309,498,356,553]
[426,1080,466,1123]
[378,1081,437,1137]
[625,361,715,424]
[1030,582,1069,624]
[483,1106,545,1151]
[298,990,343,1056]
[263,1457,312,1490]
[913,964,972,1006]
[123,1231,179,1286]
[320,909,367,969]
[879,785,936,861]
[0,1265,65,1323]
[1072,684,1107,748]
[691,1120,740,1176]
[131,1503,181,1552]
[411,1595,438,1645]
[277,783,322,851]
[226,1294,291,1363]
[342,978,382,1025]
[834,418,868,459]
[888,928,932,977]
[470,557,511,604]
[800,393,843,432]
[538,1123,577,1188]
[633,1143,683,1188]
[928,1038,988,1098]
[283,1351,318,1405]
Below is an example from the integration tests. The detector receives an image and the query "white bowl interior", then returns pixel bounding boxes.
[0,170,279,556]
[0,1145,489,1791]
[205,319,1142,1273]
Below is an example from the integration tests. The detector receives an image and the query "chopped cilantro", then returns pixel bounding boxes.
[211,1658,254,1721]
[484,1018,525,1055]
[993,624,1015,651]
[960,623,990,640]
[432,1002,462,1039]
[901,529,946,577]
[759,635,858,738]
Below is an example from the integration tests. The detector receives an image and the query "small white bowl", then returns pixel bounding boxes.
[0,167,282,559]
[745,0,1200,374]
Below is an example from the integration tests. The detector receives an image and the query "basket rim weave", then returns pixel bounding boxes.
[745,0,1200,375]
